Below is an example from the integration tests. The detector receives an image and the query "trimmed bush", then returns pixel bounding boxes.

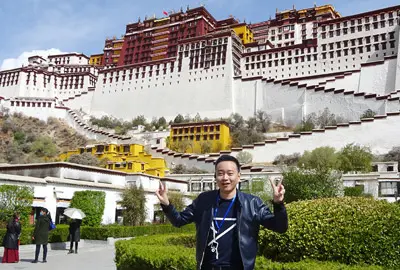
[80,223,195,240]
[0,224,195,246]
[70,190,105,227]
[259,197,400,268]
[344,186,364,197]
[115,234,196,270]
[115,234,383,270]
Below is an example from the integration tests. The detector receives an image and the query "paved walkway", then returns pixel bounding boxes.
[1,246,116,270]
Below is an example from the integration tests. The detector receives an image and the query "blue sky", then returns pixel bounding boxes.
[0,0,399,70]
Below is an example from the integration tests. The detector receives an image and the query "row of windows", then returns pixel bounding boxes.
[0,72,19,80]
[180,38,229,51]
[321,11,399,31]
[246,47,318,62]
[172,125,221,134]
[322,19,398,39]
[103,63,175,77]
[1,80,18,87]
[10,101,52,107]
[245,54,319,69]
[172,134,221,142]
[321,43,396,59]
[322,32,396,50]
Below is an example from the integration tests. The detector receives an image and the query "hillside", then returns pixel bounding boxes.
[0,112,92,164]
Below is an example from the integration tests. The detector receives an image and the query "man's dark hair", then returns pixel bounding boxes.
[214,155,241,172]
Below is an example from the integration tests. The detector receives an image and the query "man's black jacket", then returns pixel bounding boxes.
[161,189,288,270]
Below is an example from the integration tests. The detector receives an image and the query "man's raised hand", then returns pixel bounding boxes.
[155,181,170,206]
[269,177,285,204]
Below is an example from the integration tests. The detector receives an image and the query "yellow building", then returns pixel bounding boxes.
[232,24,254,44]
[59,143,168,177]
[168,121,231,154]
[89,54,104,66]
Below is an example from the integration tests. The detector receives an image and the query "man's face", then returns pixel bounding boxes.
[215,161,240,194]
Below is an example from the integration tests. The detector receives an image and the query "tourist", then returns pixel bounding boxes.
[68,218,82,254]
[1,212,21,263]
[156,155,288,270]
[32,208,51,263]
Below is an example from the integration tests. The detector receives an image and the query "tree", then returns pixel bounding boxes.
[67,152,100,167]
[170,164,208,174]
[157,117,167,129]
[316,108,337,128]
[199,141,212,154]
[173,114,184,123]
[298,146,338,171]
[337,144,373,173]
[236,151,253,164]
[273,153,301,166]
[131,115,147,127]
[70,191,105,226]
[294,113,317,133]
[383,146,400,169]
[360,109,376,119]
[30,136,58,158]
[282,168,341,203]
[255,110,271,133]
[120,185,147,226]
[193,113,202,122]
[0,185,34,227]
[241,177,273,205]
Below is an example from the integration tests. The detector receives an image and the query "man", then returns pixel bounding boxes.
[156,155,288,270]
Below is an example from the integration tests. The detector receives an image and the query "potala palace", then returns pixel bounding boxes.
[1,4,399,160]
[0,4,399,224]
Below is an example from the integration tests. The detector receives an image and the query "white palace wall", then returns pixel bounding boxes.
[233,74,392,124]
[359,57,397,95]
[89,38,236,121]
[230,114,400,162]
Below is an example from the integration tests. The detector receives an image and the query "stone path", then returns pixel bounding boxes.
[1,246,116,270]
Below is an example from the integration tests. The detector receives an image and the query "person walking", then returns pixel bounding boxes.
[32,208,51,263]
[2,212,21,263]
[68,219,81,254]
[156,155,288,270]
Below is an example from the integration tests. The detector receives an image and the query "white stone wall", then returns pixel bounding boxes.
[359,58,397,95]
[230,114,400,162]
[90,37,235,121]
[233,77,392,124]
[1,99,68,121]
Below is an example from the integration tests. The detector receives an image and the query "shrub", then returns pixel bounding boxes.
[120,185,147,226]
[67,152,100,167]
[344,186,364,197]
[236,151,253,164]
[259,197,400,268]
[0,224,195,246]
[70,191,105,227]
[337,144,373,173]
[360,109,376,119]
[0,185,34,227]
[283,168,341,203]
[115,233,383,270]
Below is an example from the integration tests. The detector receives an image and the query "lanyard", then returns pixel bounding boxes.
[214,192,236,233]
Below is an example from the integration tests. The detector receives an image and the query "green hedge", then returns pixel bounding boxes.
[259,197,400,268]
[0,223,195,245]
[115,234,383,270]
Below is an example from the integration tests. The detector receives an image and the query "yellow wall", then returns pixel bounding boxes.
[169,122,231,154]
[89,54,103,66]
[232,25,254,44]
[60,143,168,177]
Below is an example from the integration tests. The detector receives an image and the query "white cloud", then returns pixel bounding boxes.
[0,48,68,71]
